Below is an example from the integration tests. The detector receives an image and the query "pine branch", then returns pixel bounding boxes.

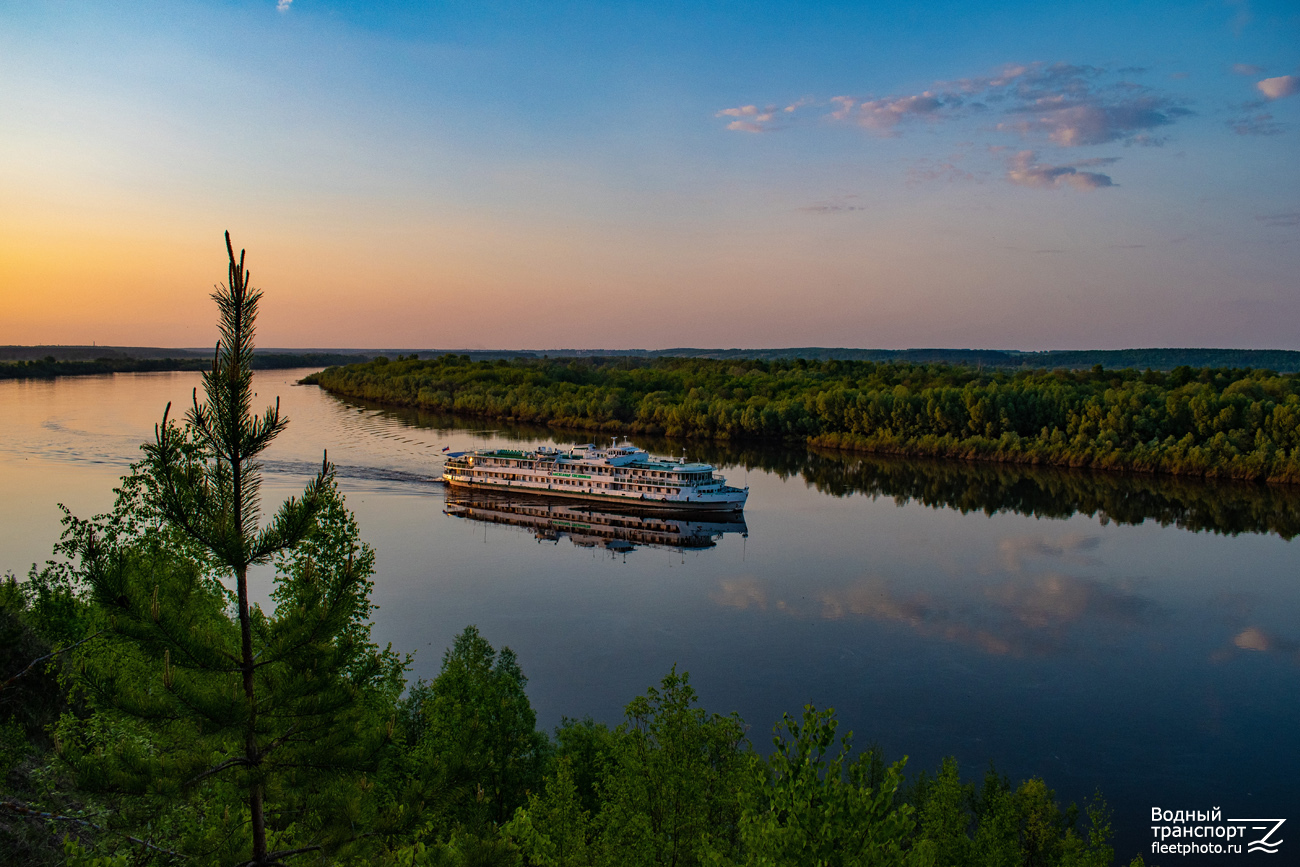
[255,724,299,762]
[181,721,299,789]
[0,629,104,696]
[249,843,321,866]
[0,797,186,857]
[183,754,251,789]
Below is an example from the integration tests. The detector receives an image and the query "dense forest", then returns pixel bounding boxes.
[308,355,1300,484]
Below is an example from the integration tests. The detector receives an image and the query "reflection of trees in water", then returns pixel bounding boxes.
[800,451,1300,539]
[336,399,559,443]
[334,397,1300,539]
[623,437,1300,539]
[620,436,1299,538]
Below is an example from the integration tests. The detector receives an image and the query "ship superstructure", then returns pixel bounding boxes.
[442,439,748,511]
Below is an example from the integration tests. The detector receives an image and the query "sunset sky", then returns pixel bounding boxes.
[1,0,1297,350]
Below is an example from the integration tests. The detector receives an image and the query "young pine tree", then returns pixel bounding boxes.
[57,233,404,865]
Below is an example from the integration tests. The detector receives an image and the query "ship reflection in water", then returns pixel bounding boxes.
[443,490,748,554]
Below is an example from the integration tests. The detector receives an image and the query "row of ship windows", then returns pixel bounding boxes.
[467,467,712,486]
[475,460,708,483]
[461,470,706,494]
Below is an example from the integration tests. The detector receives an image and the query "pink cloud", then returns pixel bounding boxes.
[1256,75,1300,100]
[997,90,1188,147]
[828,96,855,120]
[831,62,1187,145]
[907,157,977,185]
[1006,150,1116,190]
[853,93,944,132]
[716,104,778,132]
[714,60,1190,188]
[1230,112,1284,136]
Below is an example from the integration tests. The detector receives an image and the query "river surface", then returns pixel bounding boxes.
[2,369,1297,861]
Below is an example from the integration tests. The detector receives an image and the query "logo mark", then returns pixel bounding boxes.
[1227,818,1285,855]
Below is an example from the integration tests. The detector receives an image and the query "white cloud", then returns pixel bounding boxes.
[277,0,292,11]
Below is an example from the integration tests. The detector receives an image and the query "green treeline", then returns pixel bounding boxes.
[0,354,370,381]
[309,355,1300,484]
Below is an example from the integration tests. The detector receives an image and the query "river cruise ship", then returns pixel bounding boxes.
[442,440,748,512]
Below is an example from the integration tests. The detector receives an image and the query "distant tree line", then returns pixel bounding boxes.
[308,355,1300,484]
[0,354,374,381]
[638,347,1300,371]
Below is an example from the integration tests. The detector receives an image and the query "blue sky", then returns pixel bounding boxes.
[1,0,1297,349]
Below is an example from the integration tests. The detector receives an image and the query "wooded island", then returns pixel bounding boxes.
[308,355,1300,484]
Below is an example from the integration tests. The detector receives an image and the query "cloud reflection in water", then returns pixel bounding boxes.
[715,531,1159,658]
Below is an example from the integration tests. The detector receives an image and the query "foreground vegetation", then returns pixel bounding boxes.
[309,355,1300,484]
[3,581,1141,867]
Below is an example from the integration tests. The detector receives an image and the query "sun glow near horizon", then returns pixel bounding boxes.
[2,0,1297,350]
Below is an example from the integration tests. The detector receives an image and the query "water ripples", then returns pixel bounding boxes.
[0,370,459,491]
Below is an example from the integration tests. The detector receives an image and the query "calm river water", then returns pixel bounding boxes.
[2,369,1297,860]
